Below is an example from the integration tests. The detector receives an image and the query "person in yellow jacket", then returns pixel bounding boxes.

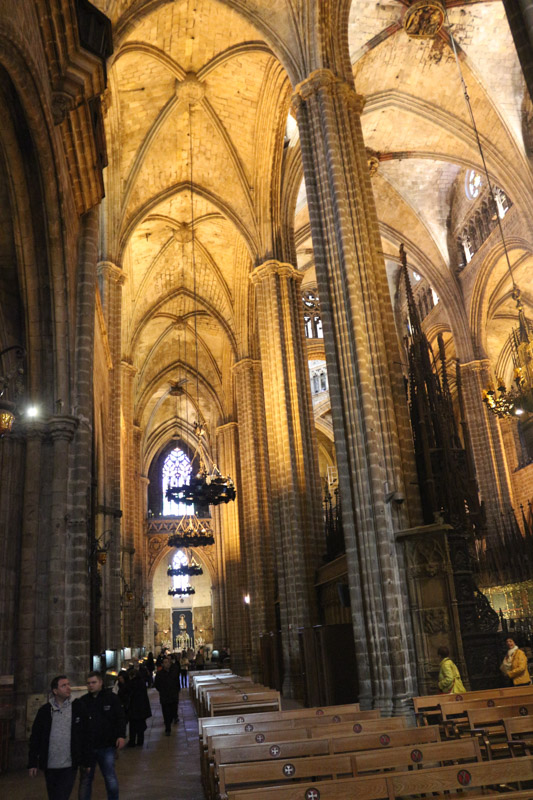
[500,637,531,685]
[437,646,466,693]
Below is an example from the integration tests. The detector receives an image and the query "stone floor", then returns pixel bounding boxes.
[0,687,205,799]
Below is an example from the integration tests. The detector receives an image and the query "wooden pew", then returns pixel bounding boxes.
[198,702,363,740]
[207,715,406,759]
[214,724,441,767]
[440,693,533,737]
[224,754,533,800]
[217,737,482,798]
[201,708,378,748]
[414,684,533,725]
[505,716,533,758]
[465,705,533,759]
[209,690,282,717]
[205,717,405,797]
[205,716,405,796]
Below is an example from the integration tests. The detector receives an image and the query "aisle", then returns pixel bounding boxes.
[0,687,205,800]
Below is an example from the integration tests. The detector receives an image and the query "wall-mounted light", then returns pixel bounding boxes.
[243,594,250,605]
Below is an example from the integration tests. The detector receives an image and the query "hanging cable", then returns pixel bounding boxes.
[445,13,516,290]
[188,102,201,426]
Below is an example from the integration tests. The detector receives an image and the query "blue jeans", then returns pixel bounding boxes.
[78,747,119,800]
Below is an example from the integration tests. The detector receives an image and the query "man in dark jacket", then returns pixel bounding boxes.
[154,656,179,735]
[125,667,151,746]
[78,671,126,800]
[28,674,91,800]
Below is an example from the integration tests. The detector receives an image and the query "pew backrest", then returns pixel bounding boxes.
[468,703,533,730]
[198,702,365,738]
[224,754,533,800]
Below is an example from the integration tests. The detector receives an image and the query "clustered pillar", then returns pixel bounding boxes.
[215,422,250,675]
[250,259,323,698]
[292,68,418,712]
[233,358,276,682]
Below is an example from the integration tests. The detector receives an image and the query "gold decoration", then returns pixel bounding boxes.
[0,406,15,437]
[404,0,445,38]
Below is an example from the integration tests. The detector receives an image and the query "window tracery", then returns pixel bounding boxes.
[171,550,191,593]
[457,184,512,269]
[162,447,192,516]
[309,360,328,395]
[302,289,323,338]
[466,169,482,200]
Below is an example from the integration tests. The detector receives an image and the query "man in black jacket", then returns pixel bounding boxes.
[78,671,126,800]
[154,656,180,735]
[28,675,91,800]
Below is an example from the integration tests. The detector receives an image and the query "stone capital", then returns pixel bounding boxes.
[292,69,365,114]
[460,358,491,375]
[216,421,238,436]
[98,261,125,285]
[121,360,138,376]
[19,420,48,441]
[48,415,79,442]
[250,259,302,286]
[232,358,261,376]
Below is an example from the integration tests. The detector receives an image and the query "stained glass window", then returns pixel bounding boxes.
[466,169,482,200]
[162,448,192,516]
[172,550,190,593]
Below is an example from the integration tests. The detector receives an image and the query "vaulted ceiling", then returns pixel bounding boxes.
[94,0,533,466]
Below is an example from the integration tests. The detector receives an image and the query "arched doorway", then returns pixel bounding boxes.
[151,547,214,658]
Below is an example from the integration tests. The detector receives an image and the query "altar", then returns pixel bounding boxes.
[172,608,194,651]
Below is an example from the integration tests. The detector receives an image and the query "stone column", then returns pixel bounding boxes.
[232,358,275,682]
[120,361,138,647]
[292,70,418,712]
[47,416,79,678]
[97,261,124,652]
[67,205,99,685]
[140,475,152,648]
[215,422,250,674]
[459,360,514,523]
[250,260,323,698]
[15,422,47,739]
[212,501,228,652]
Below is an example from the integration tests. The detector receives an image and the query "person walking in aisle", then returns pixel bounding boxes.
[28,675,91,800]
[154,656,180,735]
[125,666,151,746]
[78,671,126,800]
[179,650,189,689]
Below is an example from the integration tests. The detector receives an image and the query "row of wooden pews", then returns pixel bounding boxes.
[193,674,533,800]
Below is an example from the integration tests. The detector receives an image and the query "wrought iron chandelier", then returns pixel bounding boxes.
[168,586,195,596]
[167,514,215,548]
[482,288,533,418]
[167,563,203,577]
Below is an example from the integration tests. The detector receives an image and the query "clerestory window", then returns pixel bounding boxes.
[162,447,192,516]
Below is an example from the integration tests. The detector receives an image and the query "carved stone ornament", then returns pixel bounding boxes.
[422,607,450,634]
[148,535,167,571]
[366,149,380,177]
[172,223,193,244]
[176,72,205,105]
[51,91,73,125]
[404,0,445,38]
[407,536,447,577]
